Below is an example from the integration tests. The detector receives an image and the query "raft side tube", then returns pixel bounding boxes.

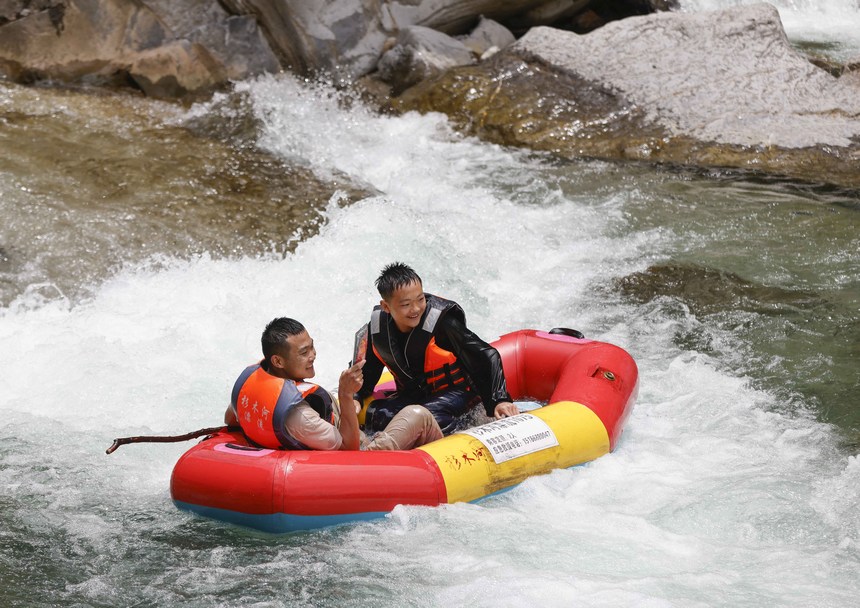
[170,435,280,515]
[275,449,448,516]
[494,329,592,401]
[551,342,639,449]
[418,399,610,503]
[170,431,449,524]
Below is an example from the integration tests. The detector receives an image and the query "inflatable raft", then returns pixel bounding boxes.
[170,328,638,533]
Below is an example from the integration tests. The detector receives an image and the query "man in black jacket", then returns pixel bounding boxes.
[356,262,518,435]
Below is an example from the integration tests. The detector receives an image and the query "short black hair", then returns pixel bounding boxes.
[261,317,305,368]
[376,262,422,300]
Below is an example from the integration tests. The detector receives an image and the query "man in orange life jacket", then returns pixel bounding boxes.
[357,263,519,435]
[225,317,442,451]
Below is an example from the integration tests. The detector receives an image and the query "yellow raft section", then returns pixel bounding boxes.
[417,401,610,504]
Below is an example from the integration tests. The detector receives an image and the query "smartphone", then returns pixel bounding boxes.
[351,324,369,366]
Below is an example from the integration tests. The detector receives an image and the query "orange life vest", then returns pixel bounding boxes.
[230,363,333,450]
[369,293,471,397]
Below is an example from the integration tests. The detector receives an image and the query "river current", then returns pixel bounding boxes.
[1,4,859,607]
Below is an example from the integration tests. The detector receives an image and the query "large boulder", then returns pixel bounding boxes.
[220,0,658,80]
[129,40,226,99]
[219,0,545,81]
[394,3,860,188]
[0,0,278,97]
[141,0,280,81]
[374,17,516,98]
[0,0,671,97]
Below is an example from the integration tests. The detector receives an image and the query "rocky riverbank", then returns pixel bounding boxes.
[392,4,860,188]
[0,0,665,97]
[2,1,858,187]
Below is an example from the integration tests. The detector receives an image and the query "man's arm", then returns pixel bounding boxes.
[224,405,238,426]
[286,404,345,450]
[286,360,366,451]
[435,315,516,418]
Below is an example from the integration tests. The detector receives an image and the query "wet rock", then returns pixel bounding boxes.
[616,263,825,317]
[0,83,375,306]
[394,51,673,157]
[129,40,226,100]
[378,17,517,97]
[394,4,860,188]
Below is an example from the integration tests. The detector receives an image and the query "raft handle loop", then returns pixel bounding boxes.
[224,443,266,452]
[549,327,585,339]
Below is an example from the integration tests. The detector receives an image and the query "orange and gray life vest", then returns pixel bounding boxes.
[370,293,471,398]
[230,363,333,450]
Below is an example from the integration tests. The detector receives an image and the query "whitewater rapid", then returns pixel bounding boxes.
[1,72,858,606]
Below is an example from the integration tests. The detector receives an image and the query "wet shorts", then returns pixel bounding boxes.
[363,388,479,436]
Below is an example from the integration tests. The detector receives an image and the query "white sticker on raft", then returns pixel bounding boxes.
[458,413,560,464]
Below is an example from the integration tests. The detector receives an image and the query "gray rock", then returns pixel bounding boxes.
[378,25,475,94]
[841,60,860,89]
[0,0,170,80]
[0,1,56,24]
[141,0,280,80]
[504,0,593,30]
[513,3,860,149]
[394,3,860,188]
[221,0,543,81]
[457,16,516,58]
[0,0,275,96]
[382,0,543,34]
[129,40,227,99]
[220,0,392,80]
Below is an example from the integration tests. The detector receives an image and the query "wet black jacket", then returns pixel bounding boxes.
[356,294,511,416]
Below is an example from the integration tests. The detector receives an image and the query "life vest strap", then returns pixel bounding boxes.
[424,362,469,394]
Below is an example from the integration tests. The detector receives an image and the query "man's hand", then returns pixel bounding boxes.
[336,359,365,450]
[493,401,518,419]
[339,358,365,396]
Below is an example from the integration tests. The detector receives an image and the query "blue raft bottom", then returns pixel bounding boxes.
[173,500,388,534]
[173,475,540,535]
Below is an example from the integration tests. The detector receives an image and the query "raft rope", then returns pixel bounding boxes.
[105,426,227,454]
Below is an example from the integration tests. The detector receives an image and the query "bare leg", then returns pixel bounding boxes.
[366,405,443,450]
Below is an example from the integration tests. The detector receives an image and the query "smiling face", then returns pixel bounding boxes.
[380,280,426,333]
[270,330,316,381]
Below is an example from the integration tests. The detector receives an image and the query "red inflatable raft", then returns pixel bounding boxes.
[170,328,638,533]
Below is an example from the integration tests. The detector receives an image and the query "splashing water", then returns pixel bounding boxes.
[1,71,858,606]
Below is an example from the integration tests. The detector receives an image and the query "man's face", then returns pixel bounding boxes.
[381,280,426,333]
[272,330,316,380]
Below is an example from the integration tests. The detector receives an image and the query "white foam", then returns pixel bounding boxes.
[1,74,857,605]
